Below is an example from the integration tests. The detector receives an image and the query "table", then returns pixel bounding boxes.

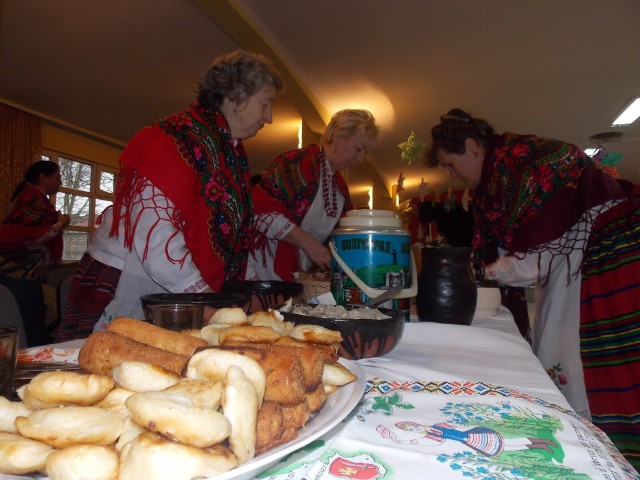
[253,307,639,479]
[15,307,639,479]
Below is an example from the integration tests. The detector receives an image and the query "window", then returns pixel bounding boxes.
[42,151,116,261]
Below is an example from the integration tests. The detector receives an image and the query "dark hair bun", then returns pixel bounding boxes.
[441,108,471,123]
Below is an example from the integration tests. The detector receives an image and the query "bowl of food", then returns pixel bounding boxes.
[280,304,405,360]
[140,292,251,323]
[221,280,304,313]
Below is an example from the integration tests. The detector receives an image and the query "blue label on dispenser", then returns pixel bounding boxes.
[331,232,411,309]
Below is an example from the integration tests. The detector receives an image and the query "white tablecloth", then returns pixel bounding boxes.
[15,308,639,479]
[255,307,639,479]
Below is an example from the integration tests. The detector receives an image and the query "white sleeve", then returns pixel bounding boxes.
[254,212,295,240]
[131,182,209,293]
[484,254,540,287]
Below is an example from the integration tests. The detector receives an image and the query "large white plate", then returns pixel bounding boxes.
[3,359,366,480]
[214,358,366,480]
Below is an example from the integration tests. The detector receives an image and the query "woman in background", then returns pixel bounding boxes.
[1,160,70,265]
[60,50,283,341]
[247,108,380,281]
[424,108,640,468]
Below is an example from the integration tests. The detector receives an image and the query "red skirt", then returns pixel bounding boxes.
[57,253,121,342]
[580,191,640,469]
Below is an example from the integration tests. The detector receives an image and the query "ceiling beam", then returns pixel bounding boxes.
[197,0,392,198]
[197,0,328,133]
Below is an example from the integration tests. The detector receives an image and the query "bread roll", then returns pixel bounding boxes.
[0,431,54,475]
[118,431,238,480]
[0,397,31,433]
[78,332,189,377]
[45,445,119,480]
[15,406,123,449]
[107,317,207,356]
[25,370,114,408]
[112,361,181,392]
[211,345,306,406]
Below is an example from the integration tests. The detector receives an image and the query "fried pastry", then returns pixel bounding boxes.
[45,444,119,480]
[107,317,207,356]
[78,331,189,377]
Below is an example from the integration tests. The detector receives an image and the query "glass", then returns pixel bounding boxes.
[148,304,203,332]
[0,326,19,398]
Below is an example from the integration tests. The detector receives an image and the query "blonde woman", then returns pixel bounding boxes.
[247,109,380,281]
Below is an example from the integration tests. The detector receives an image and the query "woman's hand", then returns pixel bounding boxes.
[301,238,332,272]
[284,226,332,272]
[57,212,71,228]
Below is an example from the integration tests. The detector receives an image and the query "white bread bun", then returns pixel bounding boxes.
[45,444,119,480]
[0,396,31,433]
[21,370,114,409]
[118,431,238,480]
[112,360,181,392]
[207,307,248,326]
[15,406,123,448]
[162,378,223,410]
[0,431,54,475]
[125,391,231,448]
[187,349,265,407]
[222,365,258,463]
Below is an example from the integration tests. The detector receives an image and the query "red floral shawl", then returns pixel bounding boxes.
[1,182,62,263]
[111,104,253,290]
[252,144,352,280]
[472,132,635,264]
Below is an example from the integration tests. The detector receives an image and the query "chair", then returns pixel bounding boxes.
[0,249,46,278]
[41,262,79,289]
[56,274,74,331]
[0,284,29,348]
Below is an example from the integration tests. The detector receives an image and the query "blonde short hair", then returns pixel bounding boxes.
[321,109,381,149]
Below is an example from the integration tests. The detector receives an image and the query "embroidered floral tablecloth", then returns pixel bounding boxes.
[256,311,638,479]
[256,378,638,479]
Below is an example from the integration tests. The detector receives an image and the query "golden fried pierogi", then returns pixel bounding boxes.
[21,370,114,408]
[45,444,119,480]
[112,360,180,392]
[0,431,54,475]
[118,431,238,480]
[15,406,123,448]
[125,391,231,448]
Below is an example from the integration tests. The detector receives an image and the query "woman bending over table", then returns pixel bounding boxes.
[59,51,283,341]
[247,109,380,281]
[424,108,640,469]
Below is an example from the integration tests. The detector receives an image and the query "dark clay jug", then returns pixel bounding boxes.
[416,247,477,325]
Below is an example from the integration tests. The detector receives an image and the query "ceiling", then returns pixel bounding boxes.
[1,0,639,207]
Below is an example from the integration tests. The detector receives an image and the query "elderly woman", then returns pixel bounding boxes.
[1,160,70,266]
[424,108,640,469]
[247,108,381,281]
[60,51,283,340]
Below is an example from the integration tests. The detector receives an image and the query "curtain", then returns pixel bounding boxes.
[0,103,42,221]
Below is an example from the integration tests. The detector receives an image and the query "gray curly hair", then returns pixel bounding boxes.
[197,50,284,109]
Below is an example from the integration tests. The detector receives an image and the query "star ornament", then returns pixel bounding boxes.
[398,131,427,165]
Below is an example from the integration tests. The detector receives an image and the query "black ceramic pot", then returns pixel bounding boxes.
[416,247,477,325]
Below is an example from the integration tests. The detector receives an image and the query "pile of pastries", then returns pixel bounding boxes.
[0,308,357,479]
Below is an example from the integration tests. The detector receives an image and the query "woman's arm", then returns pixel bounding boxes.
[282,225,331,271]
[130,183,210,293]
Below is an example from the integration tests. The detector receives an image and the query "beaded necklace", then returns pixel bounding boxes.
[321,152,338,217]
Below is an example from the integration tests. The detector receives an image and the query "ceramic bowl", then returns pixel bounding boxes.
[140,292,251,323]
[281,305,405,360]
[222,280,304,313]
